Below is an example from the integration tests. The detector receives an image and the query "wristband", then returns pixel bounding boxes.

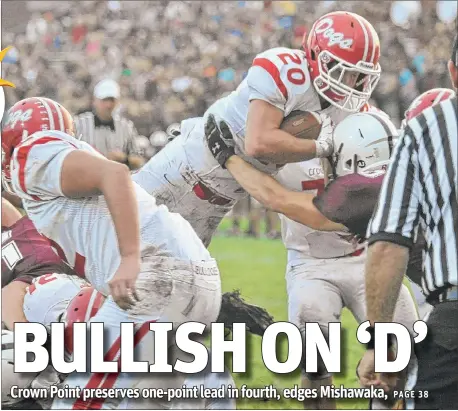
[315,140,332,158]
[220,148,235,169]
[365,326,395,350]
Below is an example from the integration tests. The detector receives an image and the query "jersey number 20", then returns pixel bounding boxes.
[278,53,306,86]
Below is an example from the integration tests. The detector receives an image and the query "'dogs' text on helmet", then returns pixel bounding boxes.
[304,11,381,113]
[1,97,75,192]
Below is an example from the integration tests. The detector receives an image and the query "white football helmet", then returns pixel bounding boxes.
[23,273,90,328]
[1,330,41,406]
[150,130,169,148]
[330,112,398,178]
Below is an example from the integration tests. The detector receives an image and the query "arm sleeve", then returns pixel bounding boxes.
[246,48,312,112]
[11,136,76,201]
[246,65,287,111]
[367,127,421,248]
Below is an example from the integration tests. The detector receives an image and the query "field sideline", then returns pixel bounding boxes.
[208,234,371,410]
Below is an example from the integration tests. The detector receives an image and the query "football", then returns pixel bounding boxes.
[280,111,322,140]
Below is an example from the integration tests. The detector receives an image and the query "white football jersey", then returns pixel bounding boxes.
[277,104,391,262]
[134,47,369,213]
[205,47,348,174]
[276,159,362,261]
[23,273,89,326]
[10,131,211,294]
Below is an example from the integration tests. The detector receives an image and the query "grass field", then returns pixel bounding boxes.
[208,232,370,410]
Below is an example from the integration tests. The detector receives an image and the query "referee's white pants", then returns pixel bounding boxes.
[52,257,221,409]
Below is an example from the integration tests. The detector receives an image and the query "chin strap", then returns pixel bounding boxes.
[330,142,343,179]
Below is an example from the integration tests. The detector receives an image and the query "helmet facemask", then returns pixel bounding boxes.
[332,139,390,179]
[329,142,343,181]
[320,157,334,186]
[331,111,396,180]
[314,50,381,112]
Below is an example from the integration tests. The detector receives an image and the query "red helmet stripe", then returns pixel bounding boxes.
[367,23,379,64]
[37,98,55,130]
[91,291,105,319]
[361,17,379,64]
[353,13,370,62]
[48,99,66,132]
[84,288,101,321]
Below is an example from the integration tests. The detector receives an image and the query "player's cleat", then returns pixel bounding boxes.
[217,290,274,337]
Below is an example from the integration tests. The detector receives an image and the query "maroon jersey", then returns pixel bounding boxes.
[1,216,76,287]
[313,172,424,286]
[313,173,385,238]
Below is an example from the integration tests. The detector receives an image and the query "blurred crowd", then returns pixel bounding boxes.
[2,0,457,237]
[4,1,457,134]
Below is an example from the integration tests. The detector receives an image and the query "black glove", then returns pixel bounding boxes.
[217,290,275,337]
[204,114,235,168]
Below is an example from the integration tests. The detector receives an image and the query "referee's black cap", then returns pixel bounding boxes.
[452,34,458,67]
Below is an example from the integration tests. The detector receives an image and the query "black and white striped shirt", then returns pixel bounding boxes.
[74,111,143,158]
[367,97,457,303]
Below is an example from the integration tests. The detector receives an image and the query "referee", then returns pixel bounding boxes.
[74,79,145,169]
[357,36,457,409]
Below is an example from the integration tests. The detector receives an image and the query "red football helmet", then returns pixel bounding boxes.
[62,286,106,357]
[1,97,75,192]
[304,11,381,113]
[404,88,456,122]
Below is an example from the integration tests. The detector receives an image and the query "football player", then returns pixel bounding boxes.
[205,111,419,409]
[3,274,271,410]
[132,11,381,247]
[1,197,79,330]
[63,287,237,410]
[1,97,221,409]
[2,273,89,410]
[1,199,76,290]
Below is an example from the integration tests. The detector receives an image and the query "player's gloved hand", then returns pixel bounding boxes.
[204,114,236,168]
[314,113,334,158]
